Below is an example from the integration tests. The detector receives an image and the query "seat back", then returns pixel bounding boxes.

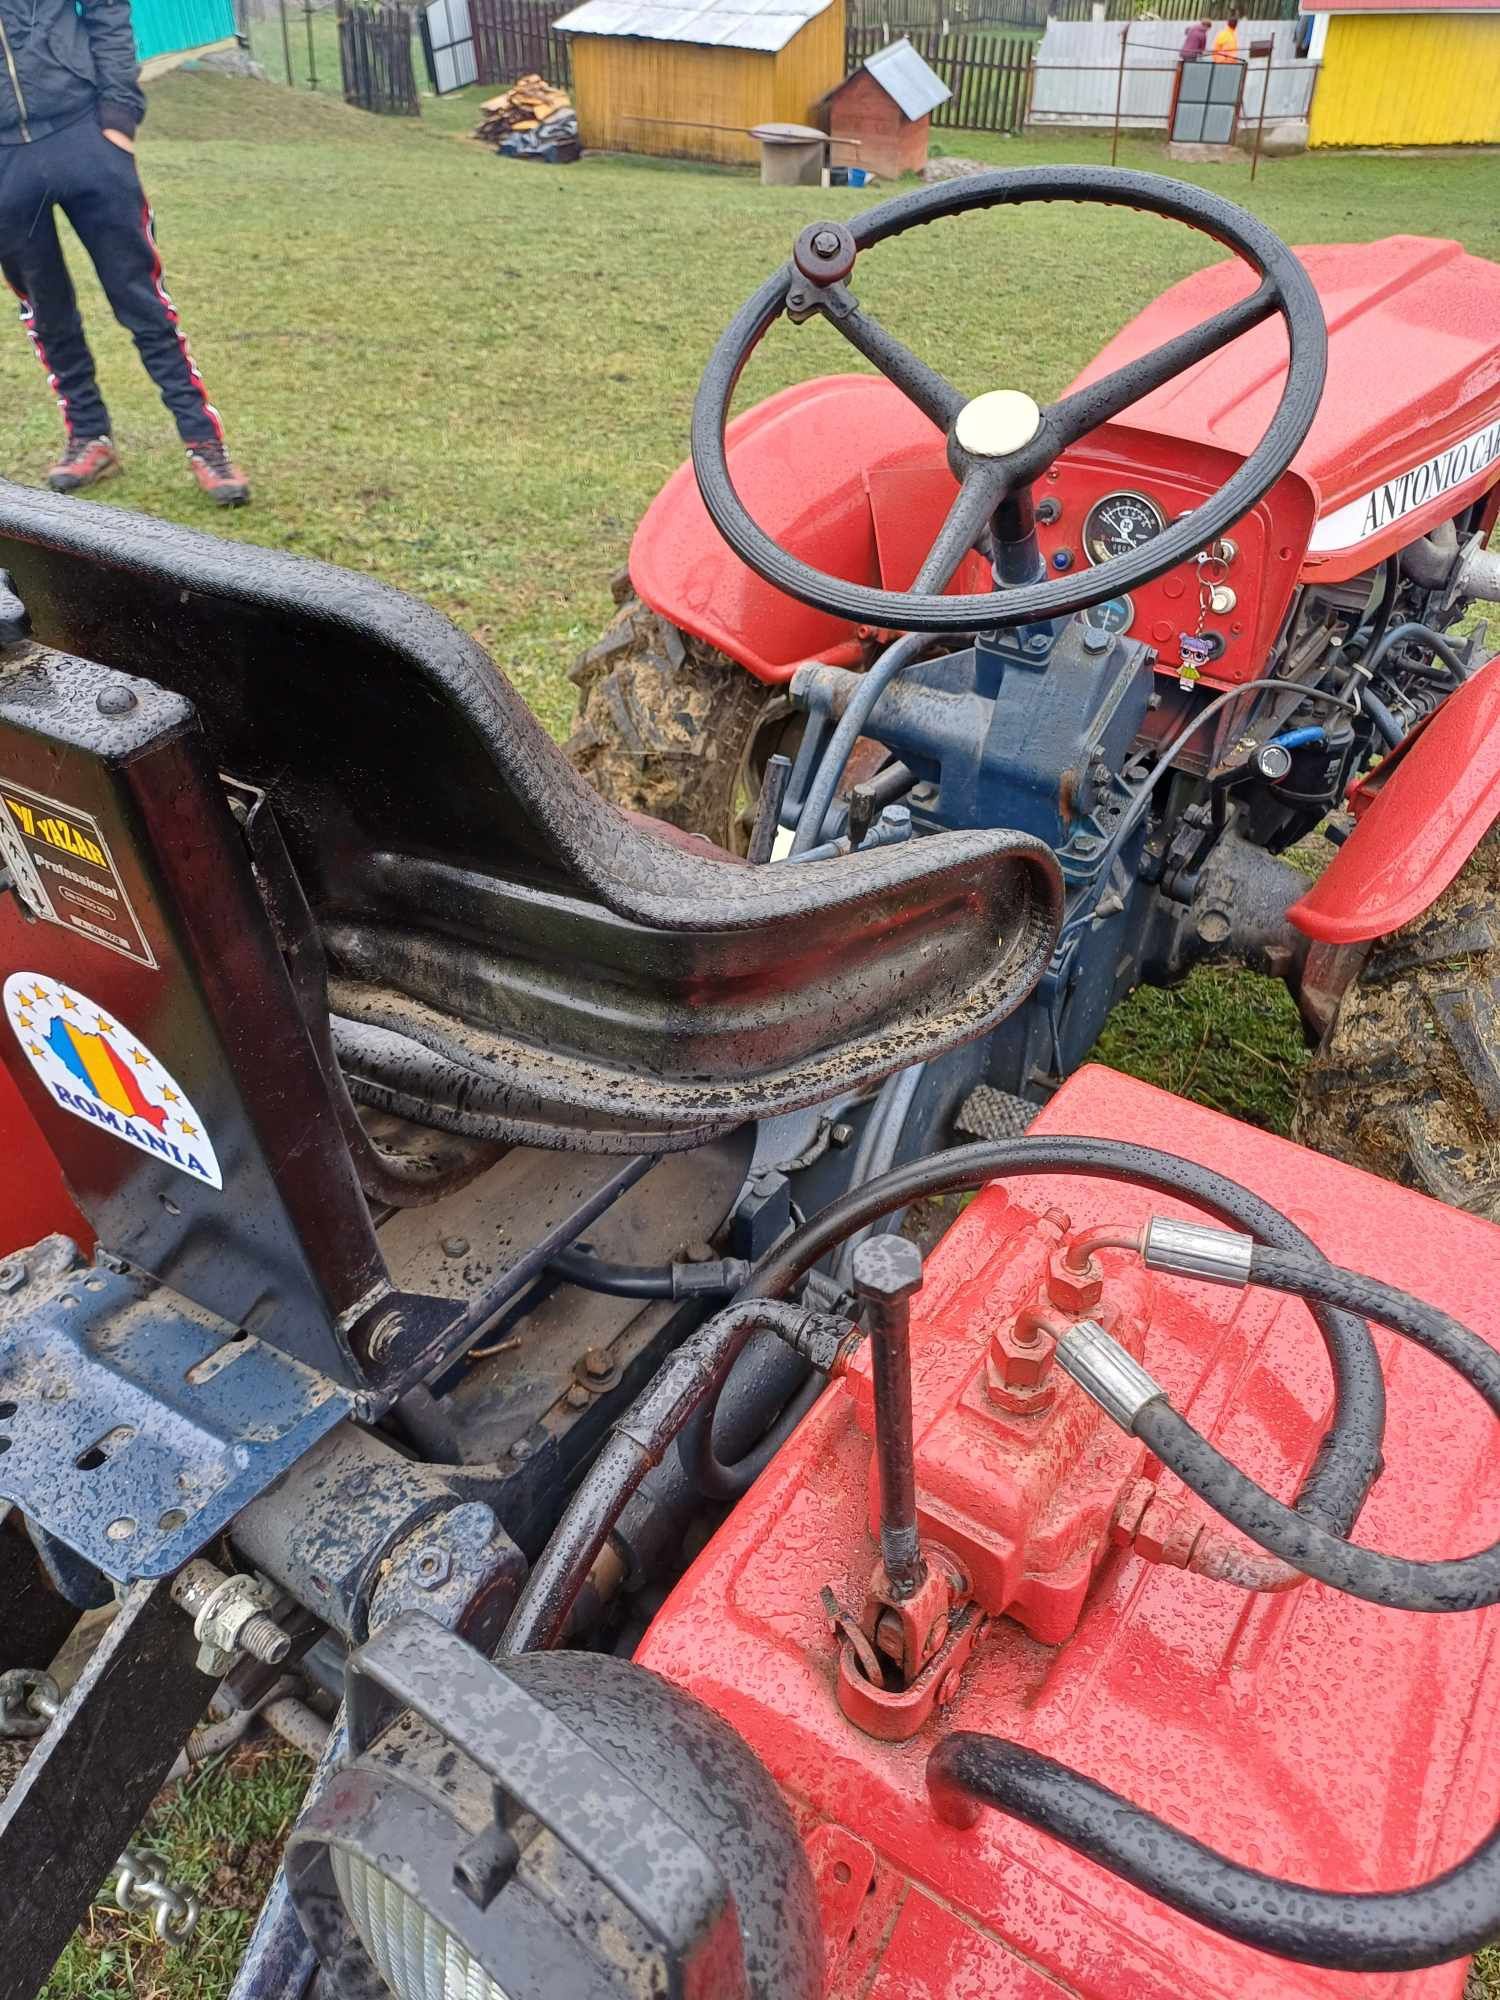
[0,483,1062,1151]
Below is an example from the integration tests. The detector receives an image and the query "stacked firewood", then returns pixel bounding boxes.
[474,75,572,144]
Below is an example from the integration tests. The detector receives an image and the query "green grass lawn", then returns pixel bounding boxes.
[2,66,1498,1997]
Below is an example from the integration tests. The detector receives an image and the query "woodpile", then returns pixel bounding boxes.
[474,75,572,143]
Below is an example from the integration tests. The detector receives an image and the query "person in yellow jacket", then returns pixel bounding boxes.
[1212,14,1241,60]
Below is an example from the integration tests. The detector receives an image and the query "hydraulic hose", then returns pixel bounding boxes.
[926,1733,1500,1973]
[1360,684,1404,749]
[547,1246,749,1300]
[500,1299,855,1654]
[1344,555,1398,665]
[1126,1243,1500,1613]
[1363,620,1471,683]
[509,1140,1385,1658]
[791,631,926,855]
[741,1138,1385,1534]
[831,1061,927,1285]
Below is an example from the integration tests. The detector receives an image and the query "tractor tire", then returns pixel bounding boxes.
[565,583,794,855]
[1293,824,1500,1220]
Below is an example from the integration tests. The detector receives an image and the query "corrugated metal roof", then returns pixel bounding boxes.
[554,0,833,53]
[860,36,950,116]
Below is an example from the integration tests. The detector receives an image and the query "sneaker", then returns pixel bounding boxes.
[47,436,121,493]
[186,441,251,508]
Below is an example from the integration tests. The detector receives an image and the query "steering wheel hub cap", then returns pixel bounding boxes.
[955,389,1042,458]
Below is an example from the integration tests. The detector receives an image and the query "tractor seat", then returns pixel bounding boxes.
[0,481,1062,1152]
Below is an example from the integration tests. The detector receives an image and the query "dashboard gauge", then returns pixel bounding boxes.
[1082,594,1134,636]
[1082,491,1169,566]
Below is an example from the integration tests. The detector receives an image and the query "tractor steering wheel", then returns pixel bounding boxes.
[691,167,1327,633]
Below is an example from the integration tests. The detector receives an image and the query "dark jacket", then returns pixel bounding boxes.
[0,0,146,146]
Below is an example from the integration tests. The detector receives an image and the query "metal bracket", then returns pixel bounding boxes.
[0,1237,350,1581]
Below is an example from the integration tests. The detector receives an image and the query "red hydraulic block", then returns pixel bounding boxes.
[637,1065,1500,2000]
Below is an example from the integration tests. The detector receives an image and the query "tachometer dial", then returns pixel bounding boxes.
[1082,491,1168,566]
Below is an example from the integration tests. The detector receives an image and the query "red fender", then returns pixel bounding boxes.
[1289,652,1500,944]
[629,375,980,685]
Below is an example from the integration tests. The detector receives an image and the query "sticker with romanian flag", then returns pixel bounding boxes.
[4,972,222,1191]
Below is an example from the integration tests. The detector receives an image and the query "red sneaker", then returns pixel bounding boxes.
[186,441,251,508]
[47,436,121,493]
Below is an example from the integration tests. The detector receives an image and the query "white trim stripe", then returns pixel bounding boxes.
[1309,416,1500,554]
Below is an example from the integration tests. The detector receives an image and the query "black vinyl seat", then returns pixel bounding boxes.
[0,481,1061,1151]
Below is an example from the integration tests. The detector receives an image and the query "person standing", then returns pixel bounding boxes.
[0,0,250,504]
[1212,13,1241,60]
[1179,17,1212,60]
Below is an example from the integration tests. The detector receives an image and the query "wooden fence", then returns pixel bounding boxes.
[845,21,1034,130]
[847,0,1045,30]
[1049,0,1292,18]
[470,0,572,84]
[337,0,421,111]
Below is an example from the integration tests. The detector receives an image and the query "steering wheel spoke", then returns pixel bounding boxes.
[816,292,968,435]
[1046,277,1280,453]
[914,464,1009,593]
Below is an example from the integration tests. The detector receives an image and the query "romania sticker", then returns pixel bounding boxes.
[4,973,222,1191]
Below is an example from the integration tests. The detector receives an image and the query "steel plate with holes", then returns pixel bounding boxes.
[0,1236,350,1581]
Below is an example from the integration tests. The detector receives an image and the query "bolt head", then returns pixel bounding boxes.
[812,228,841,255]
[1046,1245,1103,1315]
[851,1234,923,1305]
[0,1260,25,1293]
[441,1236,470,1259]
[830,1122,854,1148]
[565,1382,590,1409]
[96,685,138,717]
[412,1547,452,1590]
[582,1347,613,1380]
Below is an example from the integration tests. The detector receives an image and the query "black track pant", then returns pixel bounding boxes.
[0,119,223,446]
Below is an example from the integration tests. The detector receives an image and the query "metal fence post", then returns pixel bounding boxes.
[1110,19,1128,164]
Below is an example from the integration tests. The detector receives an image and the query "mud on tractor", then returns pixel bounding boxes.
[1,167,1499,2000]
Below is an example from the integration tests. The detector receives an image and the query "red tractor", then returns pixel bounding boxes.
[571,182,1500,1215]
[2,168,1500,2000]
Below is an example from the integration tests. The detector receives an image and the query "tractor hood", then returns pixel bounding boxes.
[630,236,1500,680]
[1072,235,1500,581]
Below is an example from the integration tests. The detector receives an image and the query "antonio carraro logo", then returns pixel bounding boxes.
[1309,417,1500,553]
[4,972,222,1191]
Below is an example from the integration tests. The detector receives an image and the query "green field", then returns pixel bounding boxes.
[1,61,1497,1998]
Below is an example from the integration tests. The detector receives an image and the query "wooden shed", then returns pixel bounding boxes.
[555,0,847,165]
[1304,0,1500,145]
[820,36,949,179]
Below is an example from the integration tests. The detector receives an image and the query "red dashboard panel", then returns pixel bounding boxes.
[864,421,1317,689]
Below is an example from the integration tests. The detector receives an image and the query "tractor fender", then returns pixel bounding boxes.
[629,374,950,685]
[1289,652,1500,945]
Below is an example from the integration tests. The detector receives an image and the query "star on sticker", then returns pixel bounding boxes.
[162,1087,181,1106]
[131,1049,150,1067]
[60,994,77,1012]
[17,1013,31,1030]
[95,1016,114,1035]
[28,1042,43,1059]
[179,1120,199,1140]
[30,984,49,1004]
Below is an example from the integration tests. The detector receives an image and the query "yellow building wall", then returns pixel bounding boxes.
[772,0,846,123]
[568,0,846,165]
[1309,11,1500,146]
